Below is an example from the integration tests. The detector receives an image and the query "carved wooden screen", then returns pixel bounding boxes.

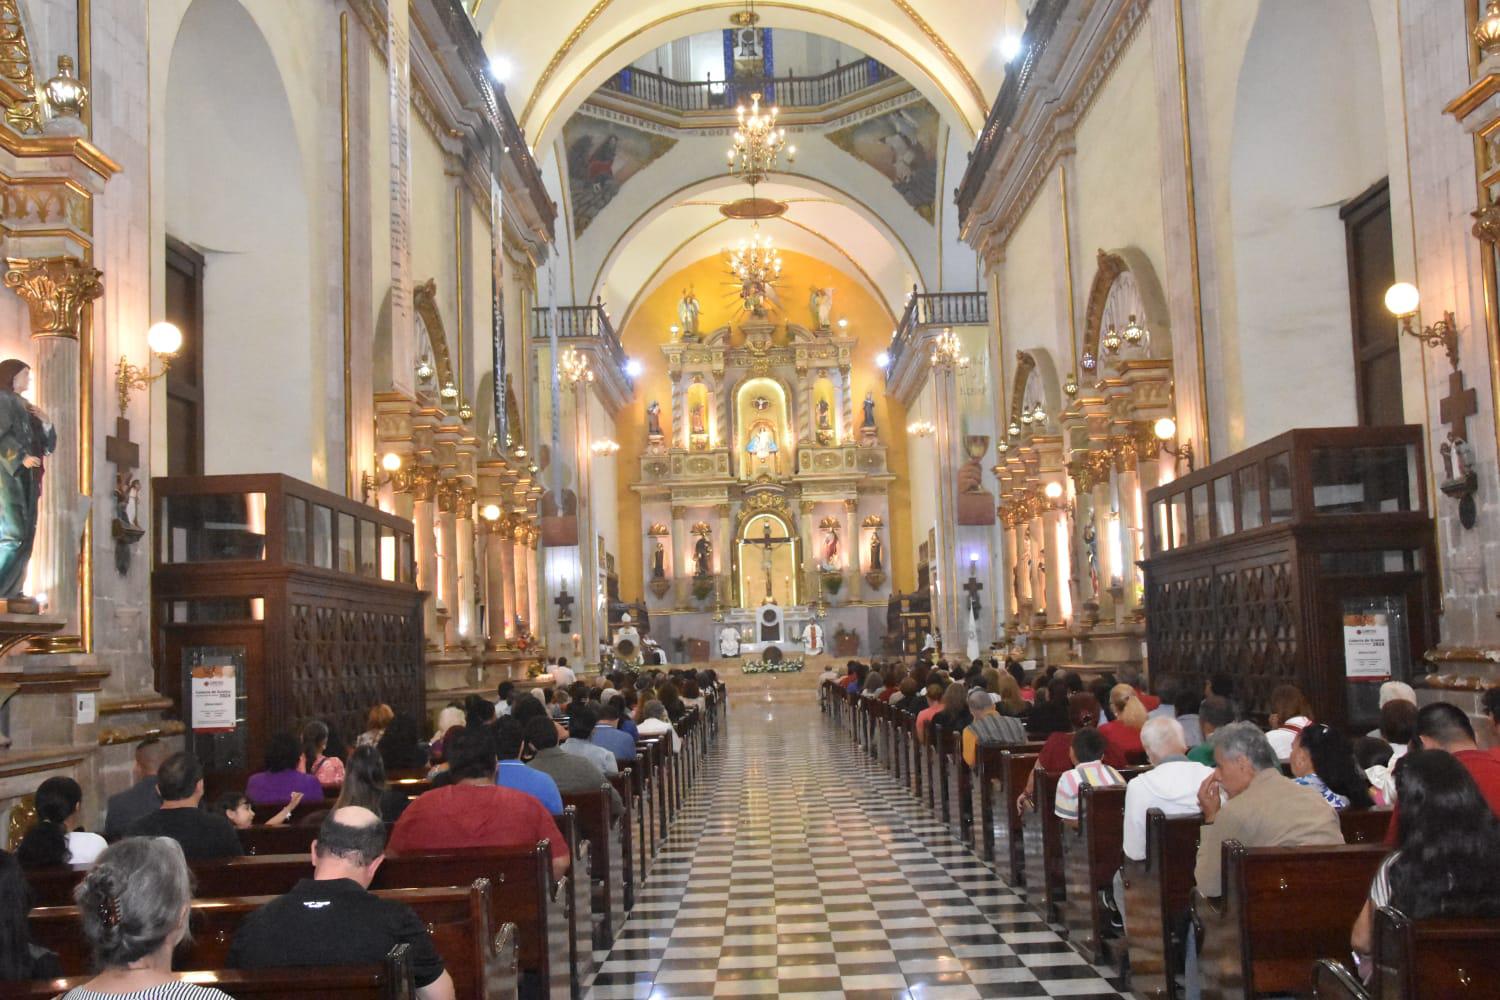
[287,599,423,749]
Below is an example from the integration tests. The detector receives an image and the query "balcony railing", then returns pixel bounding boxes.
[886,290,989,379]
[532,300,632,389]
[601,58,895,113]
[955,0,1069,227]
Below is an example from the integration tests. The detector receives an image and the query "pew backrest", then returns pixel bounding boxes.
[1372,905,1500,999]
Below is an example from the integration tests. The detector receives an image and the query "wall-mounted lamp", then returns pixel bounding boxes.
[115,322,182,413]
[1042,481,1064,500]
[907,420,936,438]
[1154,415,1194,472]
[1385,282,1459,369]
[590,439,621,457]
[480,502,503,522]
[361,451,408,502]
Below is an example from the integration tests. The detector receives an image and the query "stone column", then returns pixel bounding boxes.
[670,505,687,608]
[454,487,476,642]
[3,256,101,629]
[1026,511,1043,617]
[712,375,727,450]
[497,516,517,639]
[1116,442,1142,617]
[715,503,731,605]
[799,500,817,606]
[843,498,859,602]
[1092,476,1116,611]
[1001,516,1019,620]
[411,468,439,647]
[1042,496,1067,627]
[483,518,509,646]
[437,482,459,650]
[670,373,685,450]
[840,366,854,444]
[511,520,529,639]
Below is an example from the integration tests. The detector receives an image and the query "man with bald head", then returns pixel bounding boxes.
[229,806,455,1000]
[103,737,170,839]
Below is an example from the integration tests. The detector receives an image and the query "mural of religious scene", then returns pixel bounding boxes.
[826,98,941,223]
[563,114,678,236]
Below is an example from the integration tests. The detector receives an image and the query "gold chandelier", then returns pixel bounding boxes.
[726,92,794,185]
[727,223,783,315]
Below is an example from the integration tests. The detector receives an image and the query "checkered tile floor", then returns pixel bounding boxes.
[587,695,1129,999]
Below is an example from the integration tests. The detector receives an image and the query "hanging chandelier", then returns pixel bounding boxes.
[727,92,794,185]
[727,222,783,315]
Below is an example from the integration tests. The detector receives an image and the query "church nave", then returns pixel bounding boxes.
[588,696,1126,1000]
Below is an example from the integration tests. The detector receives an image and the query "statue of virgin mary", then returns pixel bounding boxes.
[0,360,55,600]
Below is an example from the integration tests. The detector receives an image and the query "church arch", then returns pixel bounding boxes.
[1080,248,1173,379]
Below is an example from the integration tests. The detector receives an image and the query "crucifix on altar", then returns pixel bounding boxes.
[737,513,797,608]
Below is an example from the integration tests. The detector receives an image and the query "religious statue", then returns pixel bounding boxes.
[862,391,877,430]
[869,530,884,573]
[802,621,825,655]
[719,625,741,658]
[809,286,834,329]
[822,522,840,565]
[0,360,55,605]
[816,399,831,430]
[645,399,663,438]
[746,425,779,463]
[651,541,666,580]
[677,287,701,338]
[1083,522,1100,597]
[690,402,706,436]
[693,533,713,578]
[965,605,980,662]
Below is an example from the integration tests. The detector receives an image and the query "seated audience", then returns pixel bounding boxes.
[299,720,345,789]
[592,700,639,762]
[523,717,623,818]
[1193,722,1343,898]
[246,732,325,806]
[229,807,455,1000]
[126,752,244,861]
[1351,749,1500,978]
[464,693,496,729]
[425,724,464,783]
[1377,680,1417,710]
[336,744,412,823]
[990,670,1026,716]
[1290,723,1375,810]
[388,725,570,880]
[494,717,564,814]
[1378,698,1418,766]
[0,848,60,981]
[1099,683,1147,761]
[64,837,230,998]
[1265,683,1315,761]
[214,790,299,829]
[357,703,394,748]
[1034,692,1124,772]
[561,705,620,775]
[1485,685,1500,752]
[914,683,947,743]
[427,705,465,761]
[1187,695,1234,767]
[1025,679,1072,737]
[962,689,1027,768]
[609,696,640,739]
[861,670,884,699]
[1148,675,1179,719]
[930,682,972,737]
[1173,689,1203,747]
[637,699,683,753]
[1118,665,1160,711]
[1054,727,1124,826]
[495,680,516,717]
[376,712,430,773]
[17,776,106,869]
[1122,717,1213,862]
[1353,737,1396,806]
[103,737,169,841]
[549,656,577,687]
[1398,702,1500,822]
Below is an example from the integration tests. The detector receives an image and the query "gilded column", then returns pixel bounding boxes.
[843,498,859,602]
[511,518,528,640]
[670,505,687,608]
[799,500,817,605]
[454,486,476,642]
[3,257,101,629]
[1000,514,1019,620]
[712,375,727,450]
[715,503,730,605]
[436,481,459,650]
[516,524,534,636]
[497,515,517,639]
[482,516,508,647]
[670,373,684,450]
[411,467,439,647]
[839,367,854,444]
[1091,475,1116,618]
[1042,492,1067,628]
[1025,508,1042,617]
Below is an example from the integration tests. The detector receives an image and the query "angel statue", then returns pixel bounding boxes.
[809,286,834,329]
[678,287,701,338]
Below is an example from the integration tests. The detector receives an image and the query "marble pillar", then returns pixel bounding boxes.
[670,506,686,608]
[525,529,539,635]
[1091,479,1116,612]
[483,519,508,646]
[454,489,476,643]
[1117,459,1142,616]
[411,470,439,647]
[843,499,859,601]
[840,367,854,444]
[1026,514,1043,616]
[498,518,517,639]
[715,503,730,605]
[510,522,527,638]
[800,501,817,605]
[1043,502,1067,627]
[1001,520,1019,620]
[437,484,459,650]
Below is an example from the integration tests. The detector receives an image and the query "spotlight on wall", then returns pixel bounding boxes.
[906,420,936,438]
[998,33,1023,62]
[875,351,891,368]
[481,503,503,522]
[591,439,621,457]
[1154,415,1195,472]
[624,358,644,378]
[1384,282,1459,369]
[489,55,514,82]
[1043,481,1064,500]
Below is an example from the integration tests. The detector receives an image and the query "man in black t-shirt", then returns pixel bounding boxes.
[228,806,454,1000]
[126,752,242,861]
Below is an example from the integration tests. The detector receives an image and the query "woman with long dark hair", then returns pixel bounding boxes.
[16,776,105,869]
[1351,749,1500,972]
[299,719,345,789]
[1290,723,1374,810]
[336,744,411,823]
[0,848,60,980]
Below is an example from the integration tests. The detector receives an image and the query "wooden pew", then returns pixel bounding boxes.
[1,944,416,1000]
[1193,842,1387,999]
[1312,906,1500,999]
[974,748,1037,882]
[555,809,597,997]
[1021,769,1066,920]
[936,726,968,838]
[1060,783,1128,965]
[1338,807,1392,845]
[606,769,635,909]
[29,881,518,1000]
[562,784,627,949]
[1121,809,1205,1000]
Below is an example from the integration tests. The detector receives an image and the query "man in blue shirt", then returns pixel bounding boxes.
[493,716,563,814]
[592,701,638,762]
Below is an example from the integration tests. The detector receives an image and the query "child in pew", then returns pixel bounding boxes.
[1349,749,1500,982]
[213,790,301,829]
[1054,727,1125,828]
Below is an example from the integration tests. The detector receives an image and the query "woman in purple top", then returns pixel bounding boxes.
[245,732,324,805]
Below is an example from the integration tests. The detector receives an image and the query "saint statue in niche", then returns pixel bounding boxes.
[678,287,701,338]
[689,402,706,436]
[862,391,877,429]
[0,360,54,605]
[869,530,884,573]
[746,424,779,464]
[693,533,713,578]
[645,400,663,438]
[1083,522,1100,598]
[816,399,831,430]
[822,522,841,566]
[651,541,666,580]
[809,287,834,329]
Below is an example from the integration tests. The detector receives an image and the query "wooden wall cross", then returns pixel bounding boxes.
[1440,369,1478,443]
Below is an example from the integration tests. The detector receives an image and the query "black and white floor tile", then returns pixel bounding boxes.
[588,695,1129,999]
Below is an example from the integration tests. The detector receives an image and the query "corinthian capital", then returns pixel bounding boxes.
[3,256,103,338]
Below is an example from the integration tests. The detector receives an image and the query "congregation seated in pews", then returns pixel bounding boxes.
[826,660,1500,999]
[2,667,726,1000]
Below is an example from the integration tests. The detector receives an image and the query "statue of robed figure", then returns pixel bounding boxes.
[0,360,55,601]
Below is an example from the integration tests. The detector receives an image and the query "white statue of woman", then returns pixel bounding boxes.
[678,287,701,336]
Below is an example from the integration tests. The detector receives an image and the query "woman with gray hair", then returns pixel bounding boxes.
[63,836,228,998]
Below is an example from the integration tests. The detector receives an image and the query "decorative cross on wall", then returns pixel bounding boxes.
[963,575,984,617]
[104,416,145,574]
[554,586,575,629]
[1439,369,1479,443]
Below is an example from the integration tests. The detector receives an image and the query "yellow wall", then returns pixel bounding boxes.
[614,250,913,601]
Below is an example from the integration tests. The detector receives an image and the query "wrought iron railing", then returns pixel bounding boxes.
[602,58,895,113]
[886,290,990,378]
[954,0,1069,227]
[532,300,632,389]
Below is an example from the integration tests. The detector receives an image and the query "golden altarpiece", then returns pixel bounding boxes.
[632,319,894,656]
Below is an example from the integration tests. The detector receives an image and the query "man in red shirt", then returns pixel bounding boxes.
[1384,702,1500,845]
[388,726,570,880]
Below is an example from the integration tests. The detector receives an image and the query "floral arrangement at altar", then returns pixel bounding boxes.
[741,657,805,674]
